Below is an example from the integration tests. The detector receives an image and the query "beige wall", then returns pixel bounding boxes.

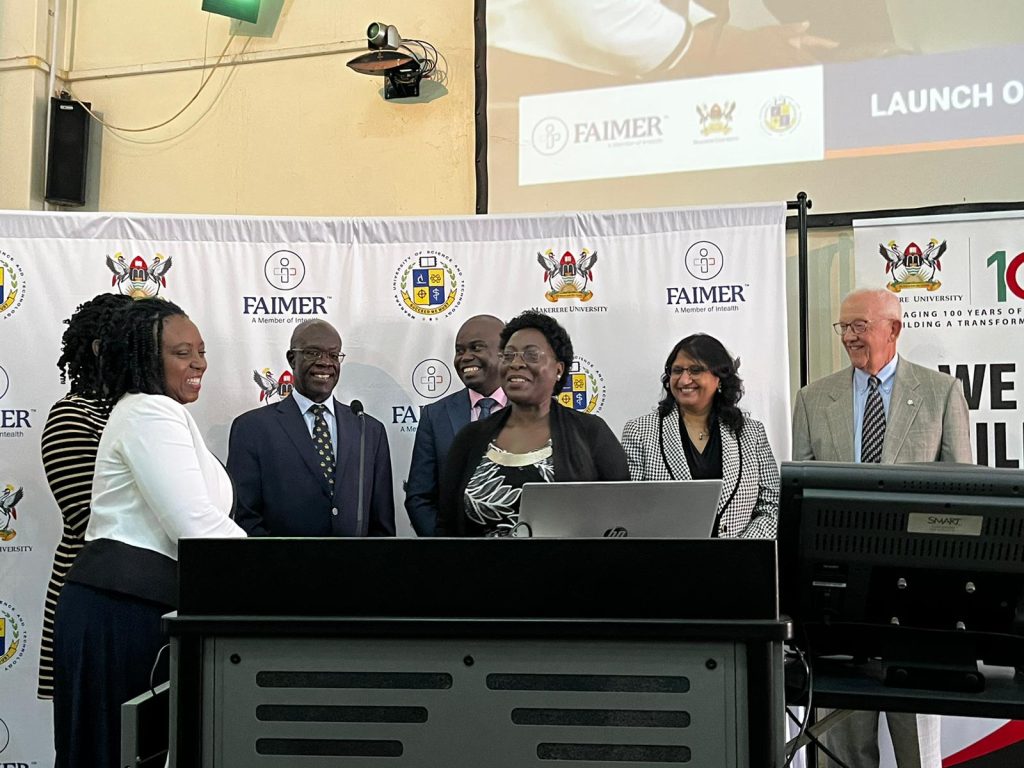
[0,0,53,210]
[1,0,477,215]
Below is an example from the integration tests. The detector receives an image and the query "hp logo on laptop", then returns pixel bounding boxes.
[603,527,629,538]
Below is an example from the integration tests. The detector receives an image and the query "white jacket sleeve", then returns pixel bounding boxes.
[118,397,245,541]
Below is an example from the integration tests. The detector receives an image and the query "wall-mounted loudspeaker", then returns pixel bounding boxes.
[45,97,91,207]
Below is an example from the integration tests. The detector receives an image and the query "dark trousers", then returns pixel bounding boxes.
[53,581,168,768]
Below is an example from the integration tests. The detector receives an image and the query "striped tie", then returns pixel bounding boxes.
[861,376,885,463]
[310,404,336,485]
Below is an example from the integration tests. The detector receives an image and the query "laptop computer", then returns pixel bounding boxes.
[513,480,723,538]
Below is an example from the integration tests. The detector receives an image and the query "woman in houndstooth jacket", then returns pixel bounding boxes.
[620,334,779,538]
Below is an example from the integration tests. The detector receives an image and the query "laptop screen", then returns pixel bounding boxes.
[514,480,723,538]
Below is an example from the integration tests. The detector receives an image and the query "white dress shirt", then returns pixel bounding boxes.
[88,393,245,560]
[852,354,899,462]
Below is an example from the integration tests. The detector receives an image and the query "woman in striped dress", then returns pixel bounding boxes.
[37,293,132,699]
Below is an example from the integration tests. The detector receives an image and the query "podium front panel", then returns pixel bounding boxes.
[199,635,753,768]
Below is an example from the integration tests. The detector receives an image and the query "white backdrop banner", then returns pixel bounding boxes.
[855,209,1024,767]
[0,204,789,761]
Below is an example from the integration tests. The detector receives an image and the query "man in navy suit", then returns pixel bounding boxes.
[405,315,505,536]
[227,319,395,537]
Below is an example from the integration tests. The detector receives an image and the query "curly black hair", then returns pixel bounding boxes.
[499,310,574,395]
[56,293,135,396]
[657,334,745,436]
[97,297,188,403]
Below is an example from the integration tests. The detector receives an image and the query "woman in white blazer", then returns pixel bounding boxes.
[620,334,779,538]
[52,298,245,768]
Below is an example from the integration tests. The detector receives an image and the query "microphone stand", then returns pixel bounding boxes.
[351,400,367,536]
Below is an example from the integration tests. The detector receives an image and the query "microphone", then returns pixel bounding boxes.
[350,400,367,536]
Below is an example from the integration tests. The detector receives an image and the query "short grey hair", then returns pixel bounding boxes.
[843,288,902,321]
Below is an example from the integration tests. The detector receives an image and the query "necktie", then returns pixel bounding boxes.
[477,397,497,420]
[861,376,886,463]
[310,404,336,485]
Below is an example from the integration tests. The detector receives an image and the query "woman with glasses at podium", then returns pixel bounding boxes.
[620,334,779,538]
[437,310,629,536]
[51,298,245,768]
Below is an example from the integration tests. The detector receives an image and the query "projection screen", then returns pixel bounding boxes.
[484,0,1024,213]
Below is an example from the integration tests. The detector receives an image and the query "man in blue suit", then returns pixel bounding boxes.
[405,315,505,536]
[227,319,395,537]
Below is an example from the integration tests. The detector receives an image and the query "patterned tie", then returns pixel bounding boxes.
[310,404,336,485]
[861,376,886,463]
[477,397,497,420]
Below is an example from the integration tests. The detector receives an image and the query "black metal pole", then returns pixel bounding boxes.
[787,192,812,388]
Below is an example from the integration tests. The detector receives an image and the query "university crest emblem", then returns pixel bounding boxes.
[106,252,173,297]
[537,248,597,302]
[253,369,294,404]
[879,239,946,292]
[0,484,22,542]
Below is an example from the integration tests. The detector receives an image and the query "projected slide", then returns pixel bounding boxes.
[486,0,1024,209]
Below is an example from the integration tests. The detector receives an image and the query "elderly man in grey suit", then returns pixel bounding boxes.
[792,287,972,767]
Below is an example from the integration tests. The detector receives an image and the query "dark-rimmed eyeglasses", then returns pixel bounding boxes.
[670,365,709,378]
[290,348,346,363]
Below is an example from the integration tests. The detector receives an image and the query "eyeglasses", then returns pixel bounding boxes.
[291,348,346,363]
[832,320,872,336]
[670,365,709,378]
[498,348,546,364]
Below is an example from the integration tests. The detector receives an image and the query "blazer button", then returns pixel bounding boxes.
[720,524,728,533]
[332,507,339,516]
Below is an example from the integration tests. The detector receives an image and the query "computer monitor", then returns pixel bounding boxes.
[779,461,1024,691]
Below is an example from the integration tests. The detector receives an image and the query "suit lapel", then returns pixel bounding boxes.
[883,361,920,463]
[662,409,693,480]
[445,389,472,439]
[825,371,856,461]
[276,397,332,497]
[719,423,740,515]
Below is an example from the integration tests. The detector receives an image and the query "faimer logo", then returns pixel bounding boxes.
[264,250,306,291]
[252,368,294,404]
[531,114,665,155]
[531,117,570,156]
[556,356,605,415]
[685,241,724,281]
[0,366,32,440]
[761,95,801,136]
[411,359,453,400]
[106,252,172,297]
[666,240,747,315]
[393,250,464,321]
[243,248,329,323]
[0,599,26,672]
[879,239,946,292]
[986,249,1024,302]
[391,359,455,432]
[0,253,26,320]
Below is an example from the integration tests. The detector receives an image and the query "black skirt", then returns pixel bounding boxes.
[52,581,169,768]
